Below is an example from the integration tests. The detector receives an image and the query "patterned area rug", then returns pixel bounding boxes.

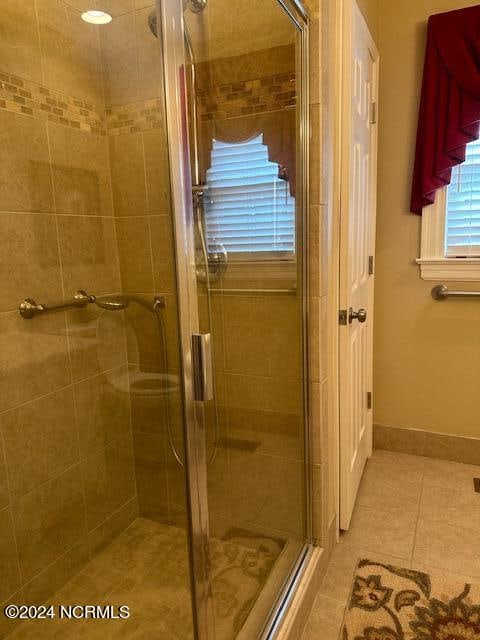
[210,528,285,639]
[342,558,480,640]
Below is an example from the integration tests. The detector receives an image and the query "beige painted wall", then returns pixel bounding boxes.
[374,0,480,439]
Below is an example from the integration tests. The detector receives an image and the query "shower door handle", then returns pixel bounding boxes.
[192,333,214,401]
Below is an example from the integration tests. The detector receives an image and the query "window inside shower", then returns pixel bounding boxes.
[204,136,296,257]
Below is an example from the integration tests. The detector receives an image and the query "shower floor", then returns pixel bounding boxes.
[7,518,284,640]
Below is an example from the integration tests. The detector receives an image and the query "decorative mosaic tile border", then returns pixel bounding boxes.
[106,99,164,135]
[0,71,106,135]
[198,72,296,121]
[0,69,296,135]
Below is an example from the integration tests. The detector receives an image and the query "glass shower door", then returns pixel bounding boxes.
[178,0,310,637]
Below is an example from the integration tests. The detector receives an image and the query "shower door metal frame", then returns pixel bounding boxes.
[158,2,214,637]
[158,0,312,637]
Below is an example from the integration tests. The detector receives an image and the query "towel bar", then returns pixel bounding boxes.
[431,284,480,300]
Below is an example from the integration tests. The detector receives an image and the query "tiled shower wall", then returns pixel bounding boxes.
[306,0,335,548]
[0,1,145,632]
[100,2,187,526]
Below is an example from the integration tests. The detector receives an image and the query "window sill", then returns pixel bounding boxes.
[416,258,480,281]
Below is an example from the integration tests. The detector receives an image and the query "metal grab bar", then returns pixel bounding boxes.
[19,290,95,319]
[208,287,297,295]
[432,284,480,300]
[19,291,165,319]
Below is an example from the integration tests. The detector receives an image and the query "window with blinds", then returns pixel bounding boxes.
[445,138,480,257]
[204,135,296,258]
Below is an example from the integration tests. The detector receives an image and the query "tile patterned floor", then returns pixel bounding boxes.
[7,518,283,640]
[302,449,480,640]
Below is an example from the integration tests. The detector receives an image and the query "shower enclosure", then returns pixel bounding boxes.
[0,0,310,638]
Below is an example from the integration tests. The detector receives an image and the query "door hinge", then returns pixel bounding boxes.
[339,309,348,325]
[368,255,374,275]
[371,101,377,125]
[367,391,372,410]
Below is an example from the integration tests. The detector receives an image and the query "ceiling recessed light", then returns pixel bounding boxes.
[81,10,113,24]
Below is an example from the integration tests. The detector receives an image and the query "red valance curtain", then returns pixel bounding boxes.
[410,5,480,214]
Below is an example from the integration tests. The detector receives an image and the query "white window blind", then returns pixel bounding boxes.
[204,135,295,256]
[445,138,480,257]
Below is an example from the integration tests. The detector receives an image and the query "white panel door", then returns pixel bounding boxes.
[339,1,378,530]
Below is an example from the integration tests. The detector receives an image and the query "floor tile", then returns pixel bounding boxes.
[413,518,480,578]
[340,505,418,560]
[356,453,424,512]
[301,595,345,640]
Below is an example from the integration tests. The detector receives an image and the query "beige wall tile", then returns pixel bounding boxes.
[225,373,302,416]
[125,294,181,377]
[0,438,8,510]
[310,381,328,464]
[66,305,127,381]
[37,0,104,104]
[0,213,62,313]
[227,409,301,459]
[48,124,113,216]
[81,434,136,531]
[308,298,320,384]
[229,450,290,524]
[0,590,23,639]
[135,7,163,102]
[1,388,79,500]
[13,466,87,583]
[137,496,170,524]
[74,366,131,458]
[0,507,20,603]
[309,205,321,298]
[57,215,121,295]
[124,298,162,367]
[312,496,323,543]
[206,447,231,520]
[109,132,147,216]
[309,104,323,206]
[131,389,167,436]
[223,294,301,378]
[320,206,329,295]
[0,0,42,81]
[256,459,304,536]
[320,296,328,382]
[101,12,139,105]
[133,431,168,510]
[165,440,186,506]
[309,16,321,106]
[149,215,175,293]
[116,217,154,292]
[0,311,71,413]
[0,110,54,213]
[88,497,138,556]
[143,129,172,215]
[22,539,90,605]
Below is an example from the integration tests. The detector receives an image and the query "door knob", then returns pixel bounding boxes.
[349,307,367,323]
